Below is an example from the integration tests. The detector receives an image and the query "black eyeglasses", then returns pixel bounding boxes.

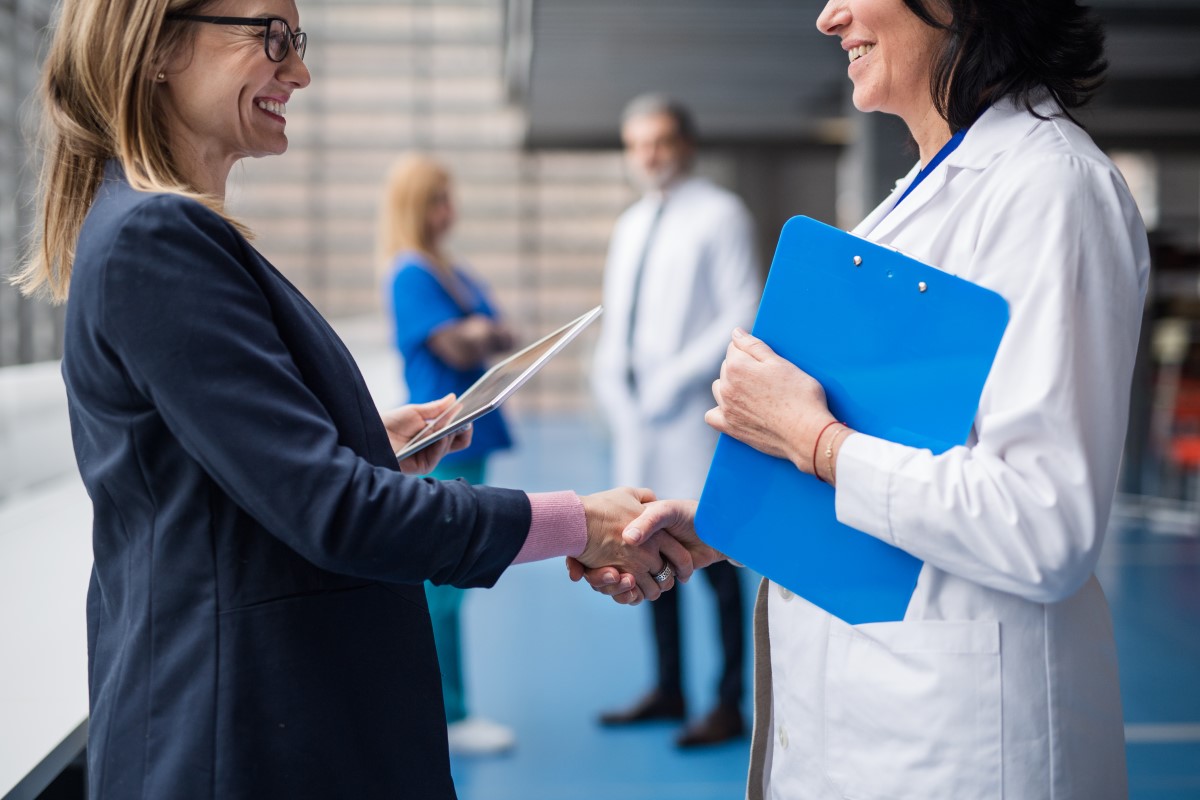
[165,15,307,63]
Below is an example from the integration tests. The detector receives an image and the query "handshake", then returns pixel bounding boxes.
[385,401,727,602]
[569,489,726,606]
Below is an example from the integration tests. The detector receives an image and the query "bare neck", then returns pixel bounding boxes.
[905,105,953,167]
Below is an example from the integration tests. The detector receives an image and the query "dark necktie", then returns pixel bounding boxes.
[625,198,666,391]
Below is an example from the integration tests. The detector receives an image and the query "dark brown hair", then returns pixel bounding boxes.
[902,0,1107,131]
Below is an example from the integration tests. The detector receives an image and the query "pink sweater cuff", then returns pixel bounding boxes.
[514,491,587,564]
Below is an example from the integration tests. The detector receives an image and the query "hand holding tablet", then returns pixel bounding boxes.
[394,306,603,462]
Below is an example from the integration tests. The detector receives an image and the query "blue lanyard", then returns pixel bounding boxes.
[892,125,970,211]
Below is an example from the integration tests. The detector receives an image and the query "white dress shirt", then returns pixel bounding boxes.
[755,97,1150,800]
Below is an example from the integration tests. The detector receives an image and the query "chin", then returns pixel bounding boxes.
[850,89,880,115]
[257,139,290,158]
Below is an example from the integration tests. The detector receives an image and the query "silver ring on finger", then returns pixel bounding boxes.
[652,562,674,584]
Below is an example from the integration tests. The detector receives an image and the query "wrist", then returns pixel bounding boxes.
[578,494,604,562]
[822,425,851,485]
[803,417,840,479]
[516,491,587,565]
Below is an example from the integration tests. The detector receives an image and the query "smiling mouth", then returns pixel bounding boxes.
[256,99,286,117]
[849,44,875,63]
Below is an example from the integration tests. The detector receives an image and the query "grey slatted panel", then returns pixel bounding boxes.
[527,0,844,146]
[0,0,58,367]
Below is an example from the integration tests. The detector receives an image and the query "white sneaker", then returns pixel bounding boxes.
[446,716,517,756]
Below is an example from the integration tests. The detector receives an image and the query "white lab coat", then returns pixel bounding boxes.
[592,175,762,498]
[751,97,1150,800]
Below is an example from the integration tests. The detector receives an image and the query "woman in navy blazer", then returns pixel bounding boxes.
[13,0,717,797]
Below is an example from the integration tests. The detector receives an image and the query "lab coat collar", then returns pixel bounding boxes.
[943,94,1058,172]
[856,95,1055,240]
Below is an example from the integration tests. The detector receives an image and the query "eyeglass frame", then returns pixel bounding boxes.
[164,15,307,63]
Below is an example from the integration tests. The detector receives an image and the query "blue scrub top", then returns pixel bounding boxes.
[388,252,513,463]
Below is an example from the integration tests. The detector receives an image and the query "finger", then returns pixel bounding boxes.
[704,406,727,433]
[724,340,756,373]
[711,378,723,405]
[593,573,637,596]
[634,569,662,602]
[618,587,643,606]
[581,566,622,590]
[651,560,676,595]
[566,556,584,582]
[633,486,657,504]
[731,327,777,363]
[448,424,473,452]
[413,437,451,471]
[656,534,695,584]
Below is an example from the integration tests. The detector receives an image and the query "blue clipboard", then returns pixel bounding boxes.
[695,216,1009,624]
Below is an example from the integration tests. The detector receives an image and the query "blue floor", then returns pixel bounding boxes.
[447,413,1200,800]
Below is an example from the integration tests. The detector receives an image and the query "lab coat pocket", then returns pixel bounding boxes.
[823,619,1001,800]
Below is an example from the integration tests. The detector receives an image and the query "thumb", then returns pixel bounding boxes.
[412,393,456,419]
[633,486,657,504]
[623,500,683,545]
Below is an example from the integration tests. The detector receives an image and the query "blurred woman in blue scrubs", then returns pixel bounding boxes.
[379,154,517,755]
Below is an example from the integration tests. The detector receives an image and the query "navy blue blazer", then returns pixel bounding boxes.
[63,164,530,799]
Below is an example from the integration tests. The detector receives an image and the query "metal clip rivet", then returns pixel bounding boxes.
[853,256,863,266]
[918,281,928,293]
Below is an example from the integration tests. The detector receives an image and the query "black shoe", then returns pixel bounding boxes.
[675,703,745,748]
[598,689,686,726]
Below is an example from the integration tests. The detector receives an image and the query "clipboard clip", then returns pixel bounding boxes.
[851,247,930,294]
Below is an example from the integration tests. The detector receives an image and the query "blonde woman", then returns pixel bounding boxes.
[378,154,517,755]
[12,1,707,796]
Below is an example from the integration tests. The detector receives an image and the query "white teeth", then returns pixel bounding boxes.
[849,44,875,62]
[256,99,286,116]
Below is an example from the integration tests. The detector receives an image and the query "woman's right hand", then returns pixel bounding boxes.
[706,328,844,478]
[568,499,729,605]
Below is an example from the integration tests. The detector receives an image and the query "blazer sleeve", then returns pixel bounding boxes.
[96,194,529,587]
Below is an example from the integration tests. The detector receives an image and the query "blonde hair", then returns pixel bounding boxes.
[12,0,242,303]
[376,153,452,271]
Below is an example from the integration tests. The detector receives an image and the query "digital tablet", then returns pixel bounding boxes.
[394,305,603,462]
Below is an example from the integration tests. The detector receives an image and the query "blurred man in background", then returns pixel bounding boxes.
[590,94,762,747]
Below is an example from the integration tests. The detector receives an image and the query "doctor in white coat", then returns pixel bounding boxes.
[587,94,762,745]
[580,0,1150,796]
[591,95,762,506]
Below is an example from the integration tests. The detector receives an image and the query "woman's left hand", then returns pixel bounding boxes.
[706,328,836,474]
[382,394,473,474]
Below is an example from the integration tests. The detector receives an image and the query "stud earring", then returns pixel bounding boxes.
[156,71,165,82]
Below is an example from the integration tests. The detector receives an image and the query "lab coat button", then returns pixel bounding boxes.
[778,725,789,750]
[777,584,793,601]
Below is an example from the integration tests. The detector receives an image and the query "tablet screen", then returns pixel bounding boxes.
[394,306,602,461]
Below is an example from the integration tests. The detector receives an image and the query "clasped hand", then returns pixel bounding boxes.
[383,401,726,606]
[570,494,725,605]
